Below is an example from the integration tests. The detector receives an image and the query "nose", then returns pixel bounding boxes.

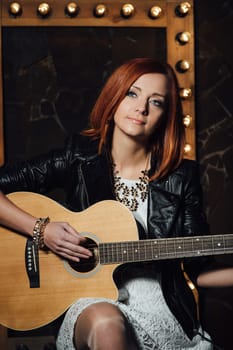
[136,100,148,116]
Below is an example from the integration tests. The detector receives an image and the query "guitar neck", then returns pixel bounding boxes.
[99,234,233,265]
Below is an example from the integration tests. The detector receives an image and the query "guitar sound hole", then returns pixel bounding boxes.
[68,237,99,273]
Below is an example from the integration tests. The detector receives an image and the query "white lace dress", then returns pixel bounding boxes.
[56,263,212,350]
[56,179,213,350]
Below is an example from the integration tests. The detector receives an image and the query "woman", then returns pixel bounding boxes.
[0,58,232,350]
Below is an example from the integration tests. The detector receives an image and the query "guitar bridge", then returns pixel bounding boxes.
[25,237,40,288]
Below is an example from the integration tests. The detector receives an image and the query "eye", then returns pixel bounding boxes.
[149,98,164,108]
[126,89,137,98]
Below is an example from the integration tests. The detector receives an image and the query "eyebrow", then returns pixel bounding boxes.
[131,85,166,99]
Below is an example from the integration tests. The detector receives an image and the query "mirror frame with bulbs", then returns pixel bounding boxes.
[0,0,195,166]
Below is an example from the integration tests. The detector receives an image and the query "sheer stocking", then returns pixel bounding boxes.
[74,302,138,350]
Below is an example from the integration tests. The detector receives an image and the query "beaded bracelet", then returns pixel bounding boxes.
[32,217,50,249]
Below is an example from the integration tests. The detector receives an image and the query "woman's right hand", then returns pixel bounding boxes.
[0,192,91,262]
[43,221,93,262]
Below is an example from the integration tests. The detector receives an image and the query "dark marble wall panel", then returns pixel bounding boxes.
[195,0,233,236]
[195,1,233,349]
[2,26,166,162]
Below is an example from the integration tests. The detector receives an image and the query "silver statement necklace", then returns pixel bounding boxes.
[112,155,150,212]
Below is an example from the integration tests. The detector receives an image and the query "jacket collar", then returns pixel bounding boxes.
[80,149,115,205]
[147,180,181,239]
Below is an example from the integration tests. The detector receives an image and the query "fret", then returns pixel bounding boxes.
[203,235,216,255]
[115,241,119,263]
[143,241,148,261]
[165,239,169,257]
[148,240,154,260]
[142,241,148,261]
[118,241,123,263]
[108,242,113,263]
[137,241,143,261]
[108,242,113,262]
[116,242,122,262]
[152,240,159,259]
[128,242,132,261]
[135,240,140,261]
[129,241,137,262]
[169,238,182,258]
[99,242,107,264]
[157,239,161,258]
[157,239,168,259]
[123,241,129,263]
[130,241,137,262]
[111,242,114,262]
[191,237,194,256]
[212,235,225,252]
[106,242,112,263]
[124,241,131,262]
[162,238,172,258]
[173,238,179,258]
[211,235,214,254]
[184,237,195,257]
[132,241,144,262]
[191,237,203,256]
[174,238,186,258]
[130,242,136,261]
[146,240,153,261]
[122,241,127,262]
[225,234,233,251]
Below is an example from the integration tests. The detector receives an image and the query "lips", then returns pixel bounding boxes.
[127,116,146,125]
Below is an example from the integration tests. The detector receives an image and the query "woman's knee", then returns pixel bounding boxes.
[76,302,126,332]
[74,302,130,349]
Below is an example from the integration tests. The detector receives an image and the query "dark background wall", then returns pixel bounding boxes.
[195,1,233,349]
[2,0,233,349]
[196,0,233,240]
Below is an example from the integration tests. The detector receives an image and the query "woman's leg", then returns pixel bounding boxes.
[74,302,138,350]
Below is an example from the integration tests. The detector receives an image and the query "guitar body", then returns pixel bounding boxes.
[0,192,138,331]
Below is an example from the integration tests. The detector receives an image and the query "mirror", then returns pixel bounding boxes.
[0,0,195,165]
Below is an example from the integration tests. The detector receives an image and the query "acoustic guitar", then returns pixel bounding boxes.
[0,192,232,331]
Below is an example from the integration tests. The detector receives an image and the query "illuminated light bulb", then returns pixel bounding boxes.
[175,2,192,17]
[148,6,163,19]
[184,143,192,154]
[183,115,192,128]
[176,60,191,73]
[180,88,192,99]
[8,2,22,16]
[176,31,191,45]
[94,4,107,17]
[65,2,79,17]
[121,4,135,18]
[37,3,51,17]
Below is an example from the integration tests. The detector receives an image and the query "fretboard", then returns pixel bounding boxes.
[99,234,233,265]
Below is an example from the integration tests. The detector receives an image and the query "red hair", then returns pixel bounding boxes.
[83,57,185,180]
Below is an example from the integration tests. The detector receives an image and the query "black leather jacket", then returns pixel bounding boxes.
[0,134,210,339]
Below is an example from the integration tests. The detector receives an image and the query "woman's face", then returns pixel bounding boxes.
[113,73,168,143]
